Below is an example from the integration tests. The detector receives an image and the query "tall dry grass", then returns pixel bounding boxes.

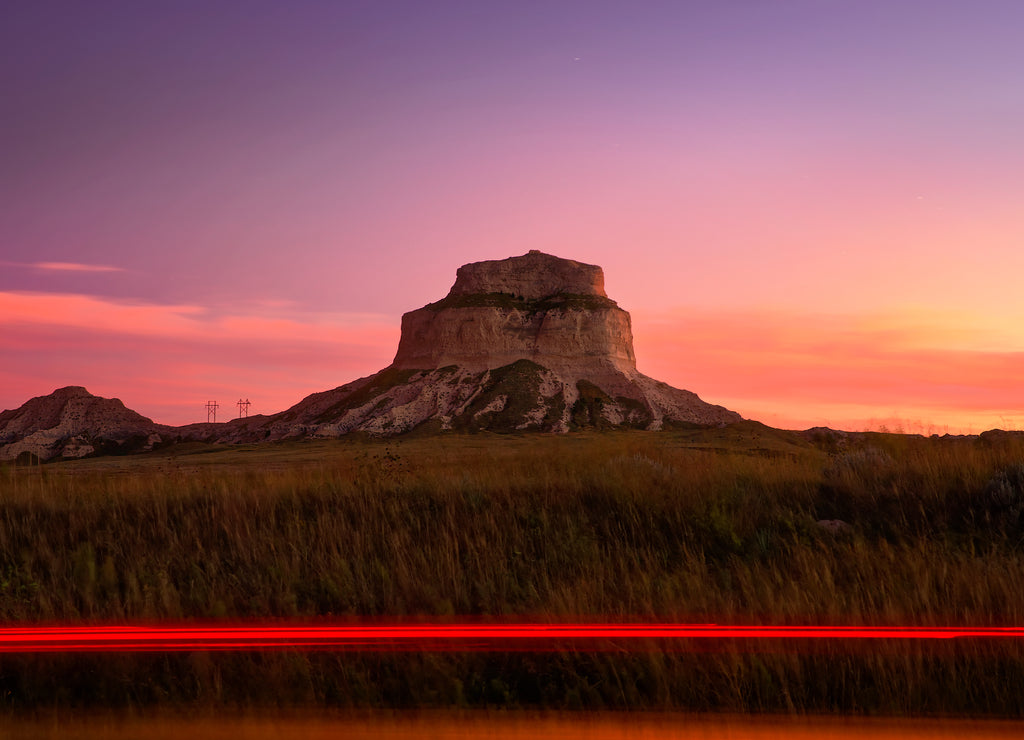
[2,428,1024,711]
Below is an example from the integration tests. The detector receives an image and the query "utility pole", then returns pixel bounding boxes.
[206,400,219,423]
[237,398,251,418]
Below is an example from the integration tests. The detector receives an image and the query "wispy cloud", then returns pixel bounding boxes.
[0,260,129,274]
[0,291,399,425]
[32,262,126,273]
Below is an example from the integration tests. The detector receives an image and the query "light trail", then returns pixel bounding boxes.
[2,624,1024,653]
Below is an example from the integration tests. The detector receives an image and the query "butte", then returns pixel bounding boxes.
[226,250,741,439]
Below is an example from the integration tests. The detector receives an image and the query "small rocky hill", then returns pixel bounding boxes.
[0,386,171,461]
[221,251,740,440]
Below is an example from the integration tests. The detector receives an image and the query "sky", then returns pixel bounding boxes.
[3,1,1023,432]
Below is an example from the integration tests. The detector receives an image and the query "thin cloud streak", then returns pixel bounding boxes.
[33,262,127,273]
[1,291,398,425]
[0,291,393,342]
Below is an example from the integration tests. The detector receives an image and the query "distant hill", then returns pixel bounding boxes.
[0,386,172,462]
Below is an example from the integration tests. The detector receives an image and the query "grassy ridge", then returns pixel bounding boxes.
[2,426,1024,712]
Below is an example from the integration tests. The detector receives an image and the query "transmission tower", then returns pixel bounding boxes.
[238,398,251,418]
[206,400,219,423]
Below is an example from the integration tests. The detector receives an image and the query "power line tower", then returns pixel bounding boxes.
[237,398,251,418]
[206,400,219,423]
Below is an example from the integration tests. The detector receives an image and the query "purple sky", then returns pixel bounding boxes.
[4,1,1024,430]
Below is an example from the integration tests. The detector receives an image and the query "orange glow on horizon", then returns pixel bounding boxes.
[633,306,1024,433]
[3,292,1023,432]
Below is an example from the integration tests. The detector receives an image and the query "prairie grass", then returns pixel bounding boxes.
[2,425,1024,712]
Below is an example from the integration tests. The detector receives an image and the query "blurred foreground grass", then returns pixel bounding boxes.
[3,424,1024,713]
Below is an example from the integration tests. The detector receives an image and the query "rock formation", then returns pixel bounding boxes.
[392,251,634,378]
[227,251,740,440]
[0,386,169,461]
[1,251,742,457]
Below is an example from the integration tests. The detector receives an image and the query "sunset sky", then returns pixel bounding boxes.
[3,1,1023,432]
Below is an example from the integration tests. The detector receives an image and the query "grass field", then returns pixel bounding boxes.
[3,423,1024,713]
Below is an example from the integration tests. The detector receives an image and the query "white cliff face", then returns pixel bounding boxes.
[392,251,636,374]
[392,301,636,374]
[228,358,740,442]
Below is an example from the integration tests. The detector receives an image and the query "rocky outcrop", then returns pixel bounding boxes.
[448,250,606,300]
[393,252,633,375]
[227,250,740,439]
[0,386,170,461]
[393,296,636,376]
[394,256,634,379]
[1,252,742,456]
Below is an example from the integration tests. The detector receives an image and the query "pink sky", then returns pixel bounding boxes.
[3,2,1023,431]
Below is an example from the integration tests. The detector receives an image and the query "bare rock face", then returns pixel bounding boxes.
[449,250,606,300]
[393,251,635,375]
[0,386,170,461]
[232,251,741,439]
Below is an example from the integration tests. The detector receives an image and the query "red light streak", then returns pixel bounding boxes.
[2,624,1024,653]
